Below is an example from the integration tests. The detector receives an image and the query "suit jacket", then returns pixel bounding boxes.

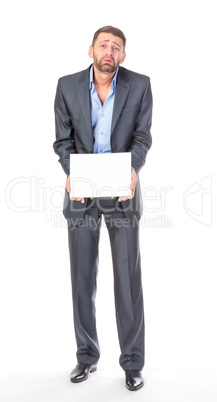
[53,65,152,223]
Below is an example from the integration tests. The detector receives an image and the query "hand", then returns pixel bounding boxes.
[66,175,85,204]
[118,168,137,202]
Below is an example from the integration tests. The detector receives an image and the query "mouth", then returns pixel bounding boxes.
[103,58,113,64]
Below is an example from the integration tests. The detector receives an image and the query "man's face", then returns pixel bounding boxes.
[89,32,126,73]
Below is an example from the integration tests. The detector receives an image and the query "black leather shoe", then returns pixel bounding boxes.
[70,363,97,383]
[125,370,144,391]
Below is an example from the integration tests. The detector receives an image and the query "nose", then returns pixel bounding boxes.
[106,45,114,56]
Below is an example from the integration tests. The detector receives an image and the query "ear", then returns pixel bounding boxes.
[88,45,93,59]
[120,52,126,64]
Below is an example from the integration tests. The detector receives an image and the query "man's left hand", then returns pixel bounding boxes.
[118,168,137,202]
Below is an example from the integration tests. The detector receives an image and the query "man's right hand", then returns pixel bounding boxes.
[66,175,85,204]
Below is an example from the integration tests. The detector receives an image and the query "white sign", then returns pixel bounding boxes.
[70,153,132,198]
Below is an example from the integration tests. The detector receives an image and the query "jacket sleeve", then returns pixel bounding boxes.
[128,77,153,174]
[53,78,77,176]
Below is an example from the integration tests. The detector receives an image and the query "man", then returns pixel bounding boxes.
[53,26,152,391]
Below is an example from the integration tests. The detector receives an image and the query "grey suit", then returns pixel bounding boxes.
[54,65,152,370]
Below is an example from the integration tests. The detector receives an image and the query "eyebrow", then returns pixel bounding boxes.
[98,40,121,48]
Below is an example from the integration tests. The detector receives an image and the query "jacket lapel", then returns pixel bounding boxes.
[111,67,131,134]
[76,67,93,145]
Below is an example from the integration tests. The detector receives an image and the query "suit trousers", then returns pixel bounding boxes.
[67,197,145,371]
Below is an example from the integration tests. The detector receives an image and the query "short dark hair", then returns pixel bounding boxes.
[92,26,126,51]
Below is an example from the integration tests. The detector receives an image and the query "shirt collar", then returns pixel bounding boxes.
[89,64,119,91]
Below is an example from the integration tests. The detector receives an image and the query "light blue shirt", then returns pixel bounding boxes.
[89,64,119,153]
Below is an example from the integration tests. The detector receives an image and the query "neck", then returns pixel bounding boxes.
[93,65,117,88]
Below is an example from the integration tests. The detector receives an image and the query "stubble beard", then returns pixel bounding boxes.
[93,56,120,73]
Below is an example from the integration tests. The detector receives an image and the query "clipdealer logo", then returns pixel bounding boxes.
[5,175,213,228]
[183,176,212,226]
[141,185,173,228]
[5,176,64,222]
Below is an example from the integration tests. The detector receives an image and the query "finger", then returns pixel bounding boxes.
[75,197,85,204]
[70,196,81,201]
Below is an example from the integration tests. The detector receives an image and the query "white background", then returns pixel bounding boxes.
[1,0,217,401]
